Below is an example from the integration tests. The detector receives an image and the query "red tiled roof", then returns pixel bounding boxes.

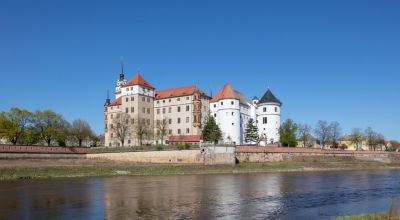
[122,73,155,89]
[155,85,211,99]
[211,83,240,102]
[385,141,391,145]
[109,97,122,106]
[168,135,201,142]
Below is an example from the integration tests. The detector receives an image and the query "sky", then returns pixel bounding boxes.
[1,1,399,140]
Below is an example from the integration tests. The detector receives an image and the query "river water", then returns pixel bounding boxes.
[0,169,399,219]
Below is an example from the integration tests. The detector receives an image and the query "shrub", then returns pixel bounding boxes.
[140,147,144,150]
[156,145,163,151]
[177,144,184,150]
[184,143,190,149]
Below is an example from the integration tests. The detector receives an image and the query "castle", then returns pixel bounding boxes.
[104,60,282,146]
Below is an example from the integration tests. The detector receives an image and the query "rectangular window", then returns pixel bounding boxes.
[163,100,165,103]
[131,97,134,101]
[111,124,113,129]
[111,114,113,119]
[177,98,180,101]
[105,124,107,129]
[231,101,234,105]
[178,118,181,124]
[186,128,189,134]
[186,97,189,100]
[194,116,197,122]
[214,113,217,117]
[232,112,234,116]
[168,107,171,113]
[275,107,278,112]
[157,101,159,104]
[169,129,172,134]
[177,107,181,112]
[126,98,128,102]
[263,117,267,124]
[169,99,171,102]
[157,109,160,114]
[131,87,133,91]
[142,97,145,102]
[214,104,216,108]
[147,108,150,114]
[126,88,129,91]
[186,105,189,111]
[131,107,134,112]
[263,107,267,112]
[131,119,134,124]
[147,119,150,125]
[163,108,166,114]
[221,102,223,105]
[147,98,150,103]
[169,118,172,124]
[142,107,145,113]
[178,129,181,134]
[126,108,128,113]
[186,117,189,123]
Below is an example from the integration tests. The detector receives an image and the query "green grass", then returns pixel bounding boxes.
[89,145,199,153]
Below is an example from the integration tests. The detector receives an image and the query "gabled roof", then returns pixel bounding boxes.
[211,83,240,102]
[252,96,259,100]
[297,134,317,141]
[155,85,211,99]
[122,73,155,89]
[168,135,201,142]
[108,97,122,106]
[258,89,281,104]
[234,90,250,106]
[385,141,391,145]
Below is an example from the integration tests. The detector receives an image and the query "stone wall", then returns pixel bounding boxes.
[0,153,86,159]
[236,146,400,163]
[200,144,236,165]
[0,145,90,154]
[87,150,202,163]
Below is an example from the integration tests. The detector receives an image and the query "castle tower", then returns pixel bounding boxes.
[193,86,201,135]
[256,87,282,144]
[210,83,241,145]
[115,58,127,99]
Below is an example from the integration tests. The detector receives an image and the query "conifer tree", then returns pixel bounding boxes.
[201,111,222,142]
[244,118,258,144]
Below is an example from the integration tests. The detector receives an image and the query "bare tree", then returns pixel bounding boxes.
[313,120,330,149]
[68,119,94,147]
[298,123,312,147]
[327,121,342,149]
[109,113,133,146]
[364,127,378,151]
[376,133,386,151]
[154,117,171,145]
[133,116,152,146]
[349,127,364,151]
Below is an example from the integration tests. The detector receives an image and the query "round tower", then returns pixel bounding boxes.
[256,87,282,144]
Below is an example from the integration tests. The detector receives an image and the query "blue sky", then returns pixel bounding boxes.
[1,1,399,140]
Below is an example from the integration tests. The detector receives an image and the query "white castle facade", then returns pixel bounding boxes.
[104,60,282,146]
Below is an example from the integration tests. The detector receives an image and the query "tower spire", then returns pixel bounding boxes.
[120,57,124,80]
[210,84,212,98]
[105,87,110,106]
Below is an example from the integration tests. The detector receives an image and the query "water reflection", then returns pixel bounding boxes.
[0,169,399,219]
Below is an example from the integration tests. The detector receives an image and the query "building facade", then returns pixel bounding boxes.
[104,61,282,147]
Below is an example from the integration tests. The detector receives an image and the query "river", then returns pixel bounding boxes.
[0,169,399,219]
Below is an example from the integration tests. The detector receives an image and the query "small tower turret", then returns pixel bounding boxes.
[252,96,259,104]
[193,86,201,135]
[105,87,110,106]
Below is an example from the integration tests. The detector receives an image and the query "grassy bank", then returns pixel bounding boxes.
[1,160,400,180]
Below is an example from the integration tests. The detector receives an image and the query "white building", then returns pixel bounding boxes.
[211,83,282,146]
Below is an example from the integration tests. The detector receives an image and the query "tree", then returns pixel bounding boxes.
[133,116,152,146]
[201,111,222,142]
[364,127,378,151]
[348,127,364,151]
[314,120,330,149]
[0,107,34,145]
[31,109,69,146]
[389,140,400,151]
[154,117,170,146]
[298,123,312,147]
[68,119,94,147]
[109,113,133,146]
[244,118,258,144]
[327,121,342,150]
[376,133,386,151]
[278,119,298,147]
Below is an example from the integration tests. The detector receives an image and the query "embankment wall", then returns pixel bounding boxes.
[236,146,400,163]
[87,150,202,163]
[0,145,90,154]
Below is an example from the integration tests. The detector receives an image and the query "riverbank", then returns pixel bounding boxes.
[1,159,400,180]
[333,212,399,219]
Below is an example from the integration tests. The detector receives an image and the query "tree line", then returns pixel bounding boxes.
[277,118,398,151]
[0,107,95,147]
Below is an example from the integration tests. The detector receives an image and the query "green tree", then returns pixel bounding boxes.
[154,117,170,146]
[201,111,222,142]
[278,118,298,147]
[244,118,258,144]
[32,109,69,146]
[0,107,34,145]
